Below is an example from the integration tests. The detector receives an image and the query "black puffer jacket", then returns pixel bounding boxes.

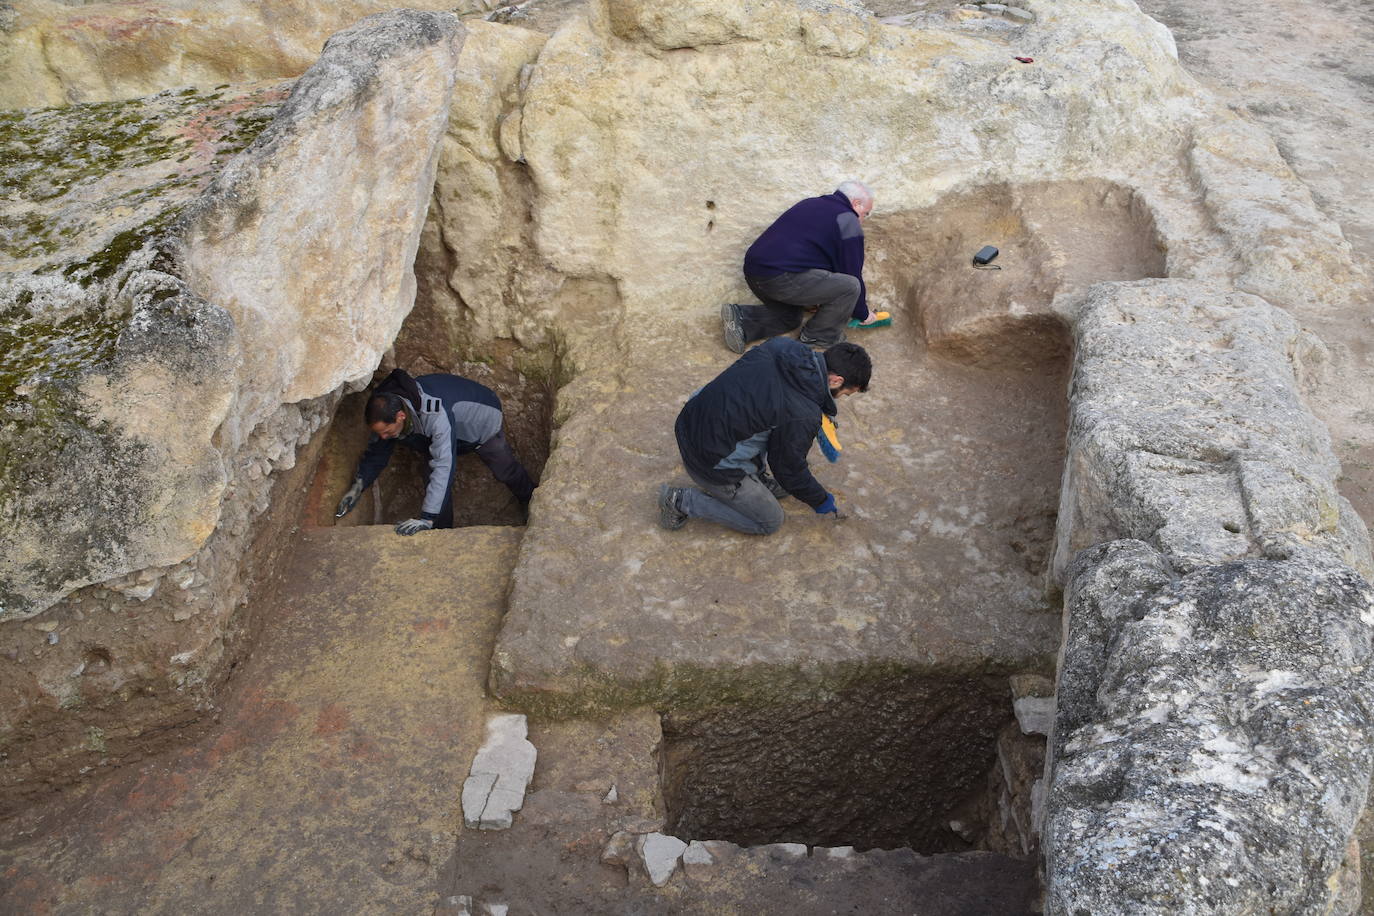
[674,337,836,509]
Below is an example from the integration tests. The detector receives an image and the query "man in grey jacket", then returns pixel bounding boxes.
[334,368,536,534]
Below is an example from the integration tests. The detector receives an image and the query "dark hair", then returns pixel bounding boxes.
[822,342,872,392]
[365,392,408,425]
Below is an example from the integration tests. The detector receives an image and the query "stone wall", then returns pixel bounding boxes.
[1041,281,1374,914]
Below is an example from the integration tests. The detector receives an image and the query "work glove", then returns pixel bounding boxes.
[395,517,435,536]
[814,493,848,520]
[335,478,364,518]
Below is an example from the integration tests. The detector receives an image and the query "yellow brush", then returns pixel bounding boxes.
[818,415,842,463]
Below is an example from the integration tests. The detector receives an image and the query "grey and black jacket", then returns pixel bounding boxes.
[674,337,836,509]
[356,370,503,519]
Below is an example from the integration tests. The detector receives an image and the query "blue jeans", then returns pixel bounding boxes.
[680,469,785,535]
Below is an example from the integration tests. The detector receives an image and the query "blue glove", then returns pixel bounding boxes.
[815,494,837,515]
[395,517,435,536]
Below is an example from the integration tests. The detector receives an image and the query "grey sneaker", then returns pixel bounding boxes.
[658,484,688,530]
[721,303,747,354]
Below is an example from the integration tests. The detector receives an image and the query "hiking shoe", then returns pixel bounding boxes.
[658,484,688,530]
[721,303,747,354]
[758,472,788,500]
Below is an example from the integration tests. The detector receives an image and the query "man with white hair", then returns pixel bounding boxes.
[722,180,885,353]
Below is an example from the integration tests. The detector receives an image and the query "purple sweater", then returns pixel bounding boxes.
[743,190,867,320]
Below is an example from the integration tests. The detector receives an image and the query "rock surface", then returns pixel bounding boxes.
[1050,279,1371,582]
[0,9,462,810]
[1044,541,1374,914]
[0,525,522,914]
[0,0,485,109]
[1041,280,1374,909]
[3,0,1374,909]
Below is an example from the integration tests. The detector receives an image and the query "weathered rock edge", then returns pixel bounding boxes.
[0,0,489,110]
[1043,280,1374,914]
[1044,541,1374,914]
[1,8,463,622]
[0,10,462,809]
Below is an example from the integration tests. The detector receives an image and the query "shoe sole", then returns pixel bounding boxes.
[658,484,688,530]
[721,303,746,354]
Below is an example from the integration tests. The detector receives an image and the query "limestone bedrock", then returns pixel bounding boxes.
[1050,279,1372,584]
[489,0,1365,703]
[1044,540,1374,914]
[1041,278,1374,914]
[1,10,462,622]
[0,0,487,109]
[0,10,462,814]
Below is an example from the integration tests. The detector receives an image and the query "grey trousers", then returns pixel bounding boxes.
[680,468,785,535]
[740,269,860,347]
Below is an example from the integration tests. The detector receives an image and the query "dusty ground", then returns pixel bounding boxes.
[0,527,520,913]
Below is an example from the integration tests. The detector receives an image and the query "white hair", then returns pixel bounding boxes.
[836,180,873,207]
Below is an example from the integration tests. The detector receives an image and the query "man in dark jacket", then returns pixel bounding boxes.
[658,338,872,534]
[334,368,537,535]
[722,180,877,353]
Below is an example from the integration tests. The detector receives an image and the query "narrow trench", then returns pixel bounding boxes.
[304,354,556,531]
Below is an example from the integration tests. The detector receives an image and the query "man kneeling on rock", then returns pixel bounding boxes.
[658,338,871,534]
[335,368,537,535]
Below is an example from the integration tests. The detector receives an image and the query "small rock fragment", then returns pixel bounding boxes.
[760,842,808,859]
[1014,695,1056,736]
[603,785,618,804]
[462,714,537,830]
[637,832,687,886]
[602,830,636,867]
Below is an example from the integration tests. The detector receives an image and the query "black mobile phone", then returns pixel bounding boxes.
[973,245,999,265]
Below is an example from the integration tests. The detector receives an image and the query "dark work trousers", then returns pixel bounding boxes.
[474,429,537,503]
[740,269,860,348]
[416,428,537,528]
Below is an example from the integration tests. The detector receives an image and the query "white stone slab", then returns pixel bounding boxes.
[637,832,687,886]
[462,714,537,830]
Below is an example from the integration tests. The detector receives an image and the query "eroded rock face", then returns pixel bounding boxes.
[0,9,462,809]
[1044,541,1374,914]
[0,0,486,109]
[1051,279,1371,582]
[1042,279,1374,912]
[2,84,287,621]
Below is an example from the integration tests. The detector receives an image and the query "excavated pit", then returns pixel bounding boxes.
[661,672,1021,853]
[305,351,555,529]
[302,269,564,529]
